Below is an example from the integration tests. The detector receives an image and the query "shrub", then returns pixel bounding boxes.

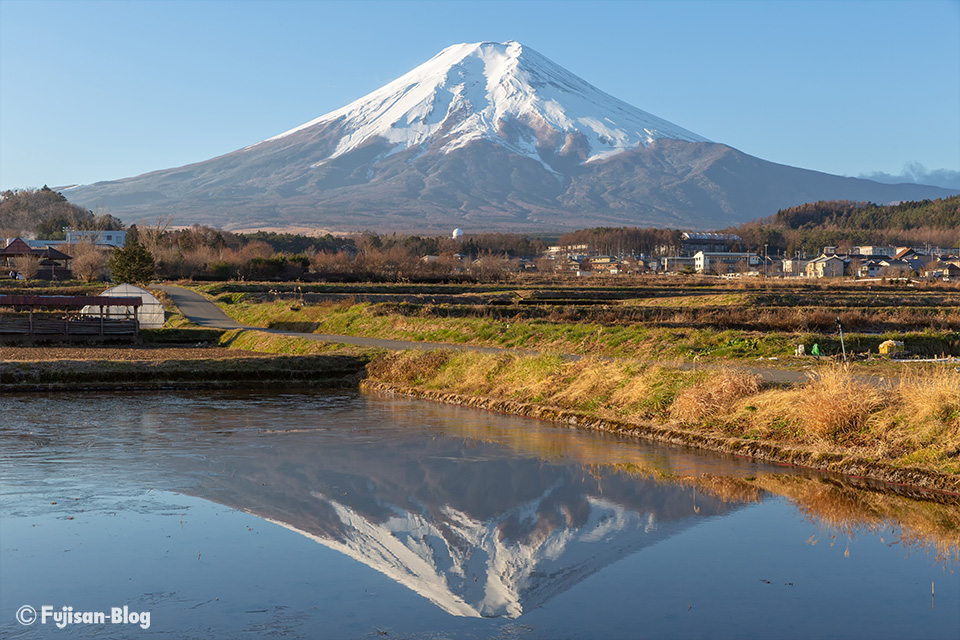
[802,366,884,441]
[670,369,762,425]
[366,349,452,385]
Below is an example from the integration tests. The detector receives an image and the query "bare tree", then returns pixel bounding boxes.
[12,254,40,280]
[69,241,109,282]
[137,216,173,257]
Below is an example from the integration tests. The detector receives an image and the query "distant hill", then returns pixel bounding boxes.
[766,197,960,231]
[732,196,960,254]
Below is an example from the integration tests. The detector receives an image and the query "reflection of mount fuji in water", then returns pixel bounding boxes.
[272,486,682,618]
[176,422,743,618]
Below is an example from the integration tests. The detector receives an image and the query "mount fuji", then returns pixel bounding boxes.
[64,41,956,232]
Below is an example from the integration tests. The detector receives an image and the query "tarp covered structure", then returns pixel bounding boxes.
[80,284,165,328]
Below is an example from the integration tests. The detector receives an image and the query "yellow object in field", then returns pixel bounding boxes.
[879,340,904,355]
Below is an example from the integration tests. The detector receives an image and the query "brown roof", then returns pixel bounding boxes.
[0,238,34,255]
[37,246,72,260]
[0,295,141,308]
[894,248,917,260]
[0,238,72,260]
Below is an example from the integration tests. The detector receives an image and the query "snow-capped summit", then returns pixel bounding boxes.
[261,40,708,169]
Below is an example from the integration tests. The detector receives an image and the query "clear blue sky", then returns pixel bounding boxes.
[1,0,958,191]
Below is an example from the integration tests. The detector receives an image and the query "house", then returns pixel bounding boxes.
[1,237,73,279]
[923,259,960,280]
[853,245,896,257]
[805,254,847,278]
[544,244,588,257]
[856,258,885,278]
[878,257,924,277]
[680,232,742,255]
[781,257,810,277]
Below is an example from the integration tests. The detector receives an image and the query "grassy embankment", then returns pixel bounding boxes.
[6,280,959,485]
[0,351,370,390]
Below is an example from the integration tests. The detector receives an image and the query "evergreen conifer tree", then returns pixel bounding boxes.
[109,241,155,284]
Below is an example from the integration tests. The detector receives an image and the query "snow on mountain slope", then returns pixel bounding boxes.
[255,41,709,168]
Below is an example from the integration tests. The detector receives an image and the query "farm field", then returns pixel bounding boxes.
[192,276,960,364]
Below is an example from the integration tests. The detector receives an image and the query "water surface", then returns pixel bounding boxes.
[2,390,957,638]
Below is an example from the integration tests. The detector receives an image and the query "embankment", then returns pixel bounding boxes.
[0,352,370,391]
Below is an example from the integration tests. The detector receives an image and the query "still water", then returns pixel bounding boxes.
[1,390,957,639]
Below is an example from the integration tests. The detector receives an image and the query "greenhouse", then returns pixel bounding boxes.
[80,284,165,329]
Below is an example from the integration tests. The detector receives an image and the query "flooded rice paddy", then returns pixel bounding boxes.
[1,390,957,639]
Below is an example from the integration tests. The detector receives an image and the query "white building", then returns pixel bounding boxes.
[693,251,760,274]
[853,246,896,257]
[65,229,126,247]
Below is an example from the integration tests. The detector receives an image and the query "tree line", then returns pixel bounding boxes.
[730,196,960,256]
[556,227,683,256]
[5,186,957,283]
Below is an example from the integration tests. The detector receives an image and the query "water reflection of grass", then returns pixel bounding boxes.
[367,349,960,476]
[753,475,960,569]
[442,417,959,568]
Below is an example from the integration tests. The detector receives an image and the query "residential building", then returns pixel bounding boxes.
[853,246,896,257]
[693,251,760,274]
[805,254,847,278]
[65,229,127,247]
[680,232,741,256]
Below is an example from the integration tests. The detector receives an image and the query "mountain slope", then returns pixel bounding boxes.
[63,41,957,232]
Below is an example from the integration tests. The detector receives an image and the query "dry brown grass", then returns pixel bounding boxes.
[670,369,762,425]
[364,349,452,385]
[426,351,515,396]
[896,367,960,427]
[551,357,632,411]
[877,367,960,464]
[801,365,885,441]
